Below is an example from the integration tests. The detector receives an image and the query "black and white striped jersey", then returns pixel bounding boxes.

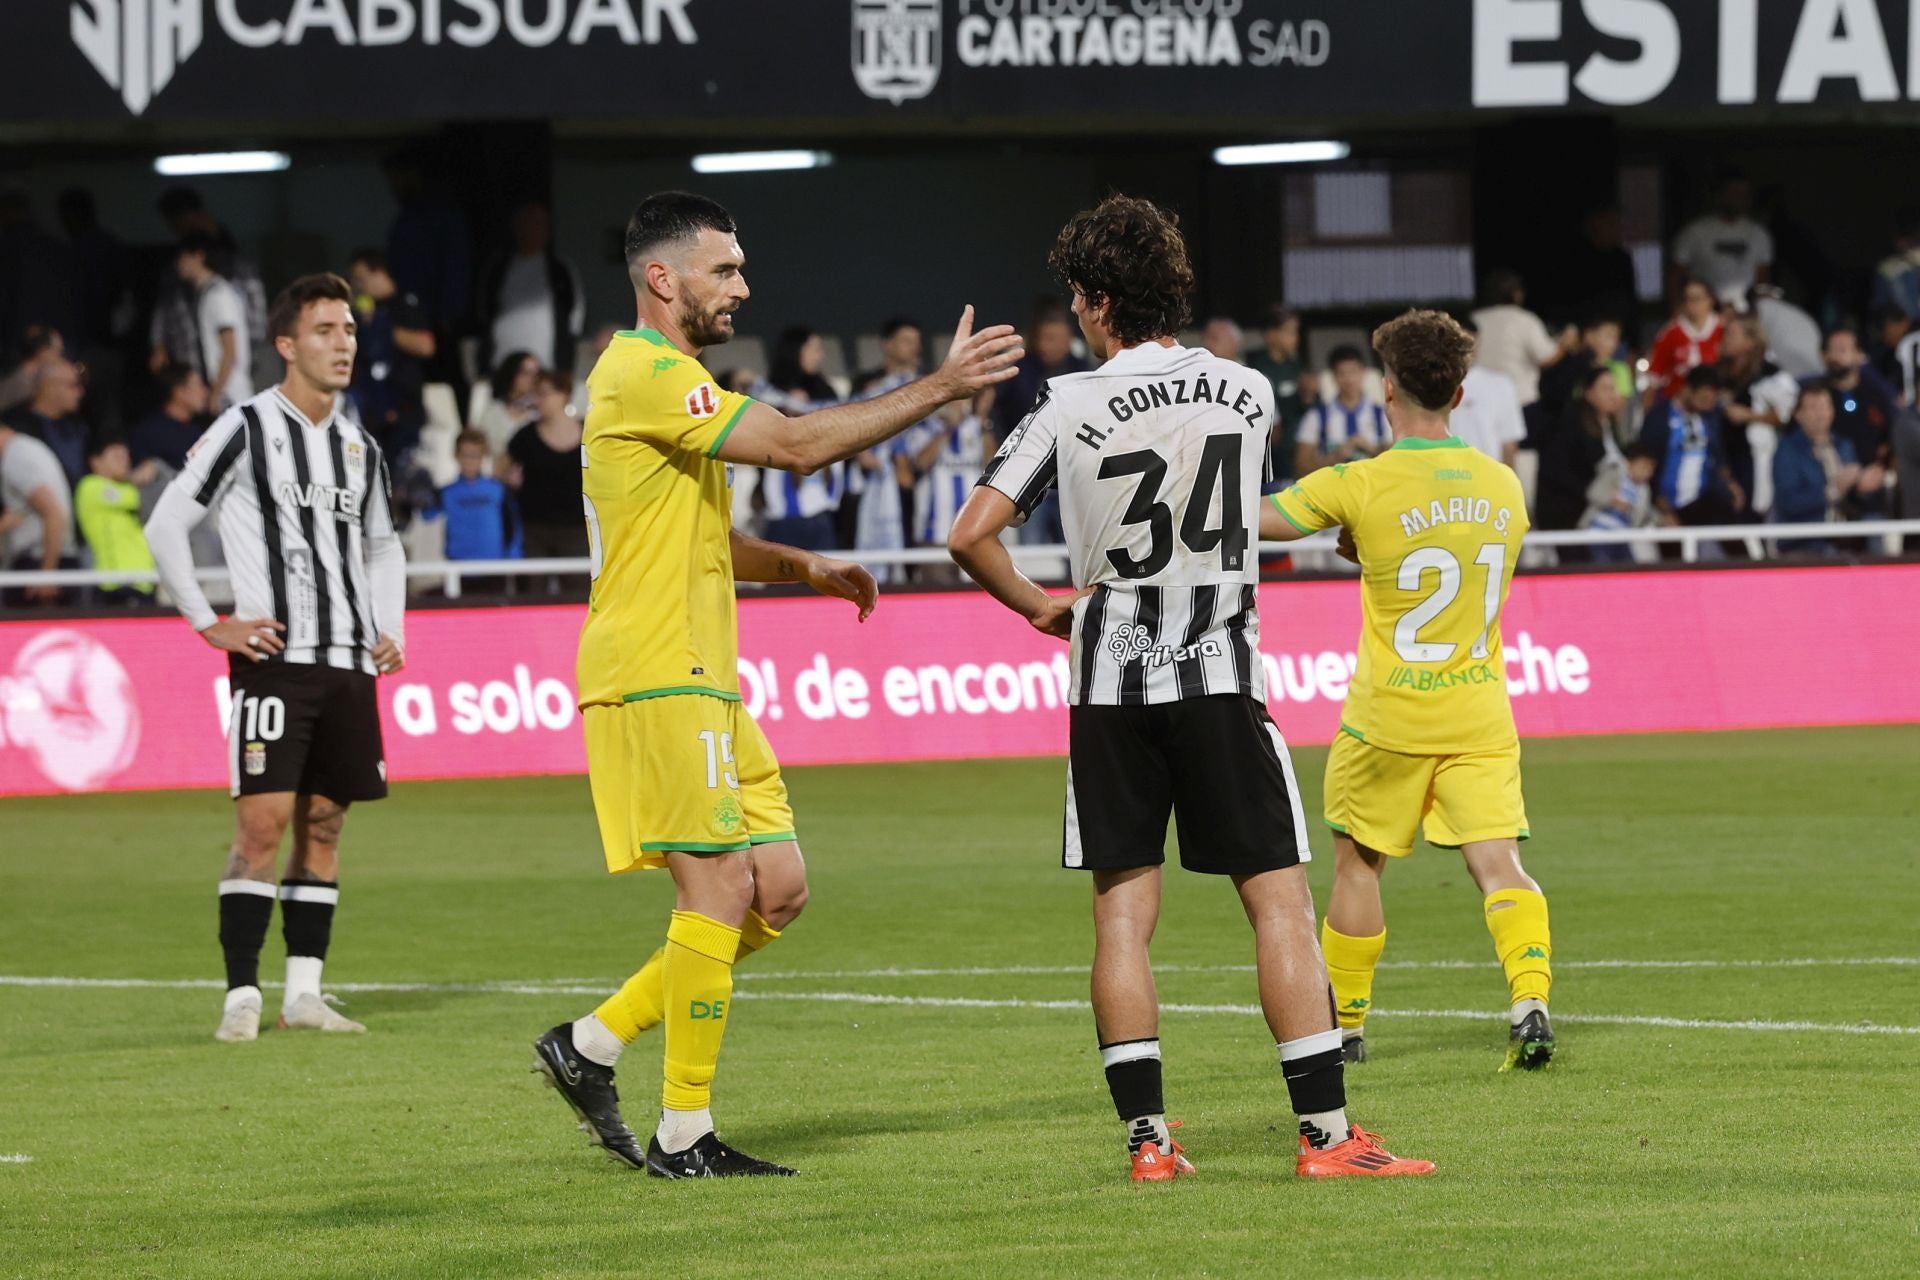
[979,342,1274,706]
[146,387,407,674]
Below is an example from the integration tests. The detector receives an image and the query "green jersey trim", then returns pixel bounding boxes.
[1389,435,1469,452]
[617,327,675,348]
[639,839,753,853]
[748,830,798,846]
[1324,819,1351,834]
[621,687,743,704]
[1270,494,1317,536]
[705,398,752,458]
[1339,723,1367,742]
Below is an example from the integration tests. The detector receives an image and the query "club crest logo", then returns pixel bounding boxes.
[852,0,941,106]
[712,795,744,835]
[71,0,204,116]
[244,741,267,776]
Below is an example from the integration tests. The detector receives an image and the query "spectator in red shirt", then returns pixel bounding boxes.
[1646,276,1723,406]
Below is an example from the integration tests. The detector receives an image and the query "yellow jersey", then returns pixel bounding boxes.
[576,327,754,709]
[1270,436,1528,755]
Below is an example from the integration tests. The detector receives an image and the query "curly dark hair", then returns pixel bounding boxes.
[1371,309,1475,413]
[1046,195,1193,347]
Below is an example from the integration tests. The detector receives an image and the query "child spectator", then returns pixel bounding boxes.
[1580,443,1657,564]
[75,438,156,603]
[431,429,521,569]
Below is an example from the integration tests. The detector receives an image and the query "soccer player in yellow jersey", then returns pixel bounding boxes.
[1258,310,1555,1072]
[531,192,1024,1177]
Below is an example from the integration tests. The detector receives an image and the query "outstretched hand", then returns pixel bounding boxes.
[939,305,1025,400]
[808,556,879,622]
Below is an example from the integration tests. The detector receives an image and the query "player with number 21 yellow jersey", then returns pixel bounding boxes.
[1260,310,1556,1074]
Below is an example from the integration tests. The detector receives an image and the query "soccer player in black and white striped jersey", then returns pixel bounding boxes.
[950,196,1433,1182]
[145,273,408,1043]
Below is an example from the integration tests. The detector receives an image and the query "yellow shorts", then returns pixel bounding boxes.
[581,694,796,874]
[1323,731,1528,857]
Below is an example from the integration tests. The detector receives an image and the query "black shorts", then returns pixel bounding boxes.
[227,660,388,803]
[1065,695,1310,876]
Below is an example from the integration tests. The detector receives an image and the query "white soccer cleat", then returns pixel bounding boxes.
[214,989,262,1042]
[277,992,367,1033]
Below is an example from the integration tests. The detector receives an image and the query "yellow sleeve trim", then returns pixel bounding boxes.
[704,397,753,459]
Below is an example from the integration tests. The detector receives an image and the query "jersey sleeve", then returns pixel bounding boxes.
[976,387,1059,520]
[1269,461,1359,534]
[619,353,754,458]
[166,410,250,514]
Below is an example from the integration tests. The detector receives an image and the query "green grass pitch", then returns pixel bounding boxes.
[3,726,1918,1278]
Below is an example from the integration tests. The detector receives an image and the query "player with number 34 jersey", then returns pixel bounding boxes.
[1260,309,1556,1075]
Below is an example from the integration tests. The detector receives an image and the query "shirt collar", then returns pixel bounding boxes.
[273,387,338,430]
[1096,340,1191,373]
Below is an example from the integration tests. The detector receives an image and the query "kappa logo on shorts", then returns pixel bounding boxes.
[243,741,267,777]
[712,795,744,835]
[684,383,721,420]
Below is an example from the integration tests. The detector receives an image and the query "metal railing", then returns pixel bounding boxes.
[2,520,1917,597]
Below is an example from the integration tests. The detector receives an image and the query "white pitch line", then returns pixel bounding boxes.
[749,990,1920,1037]
[0,1154,33,1164]
[3,956,1906,995]
[1,975,1914,1037]
[730,956,1920,980]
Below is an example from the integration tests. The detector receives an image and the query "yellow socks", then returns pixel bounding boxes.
[593,947,666,1044]
[736,909,782,960]
[1321,922,1386,1031]
[1484,888,1552,1008]
[592,910,782,1046]
[661,910,743,1113]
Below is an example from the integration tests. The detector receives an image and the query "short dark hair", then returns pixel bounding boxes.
[1263,304,1297,331]
[1047,194,1194,347]
[879,316,919,341]
[1796,379,1835,407]
[454,428,490,452]
[156,362,200,396]
[268,272,354,341]
[1478,268,1524,308]
[87,435,126,460]
[1822,326,1859,349]
[624,191,737,268]
[349,246,388,274]
[1684,364,1724,392]
[176,229,219,259]
[1678,274,1716,298]
[1623,441,1654,462]
[1326,344,1367,369]
[1371,309,1476,413]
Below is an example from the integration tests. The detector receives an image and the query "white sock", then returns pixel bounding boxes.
[570,1014,625,1068]
[284,956,324,1007]
[1126,1114,1172,1154]
[656,1107,713,1154]
[1298,1108,1352,1149]
[224,985,261,1013]
[1510,997,1548,1026]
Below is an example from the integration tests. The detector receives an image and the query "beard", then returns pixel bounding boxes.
[682,300,736,349]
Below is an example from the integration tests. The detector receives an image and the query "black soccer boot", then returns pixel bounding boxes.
[1500,1007,1556,1072]
[645,1132,798,1179]
[530,1023,647,1168]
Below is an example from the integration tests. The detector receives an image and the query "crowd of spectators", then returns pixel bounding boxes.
[4,166,1920,611]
